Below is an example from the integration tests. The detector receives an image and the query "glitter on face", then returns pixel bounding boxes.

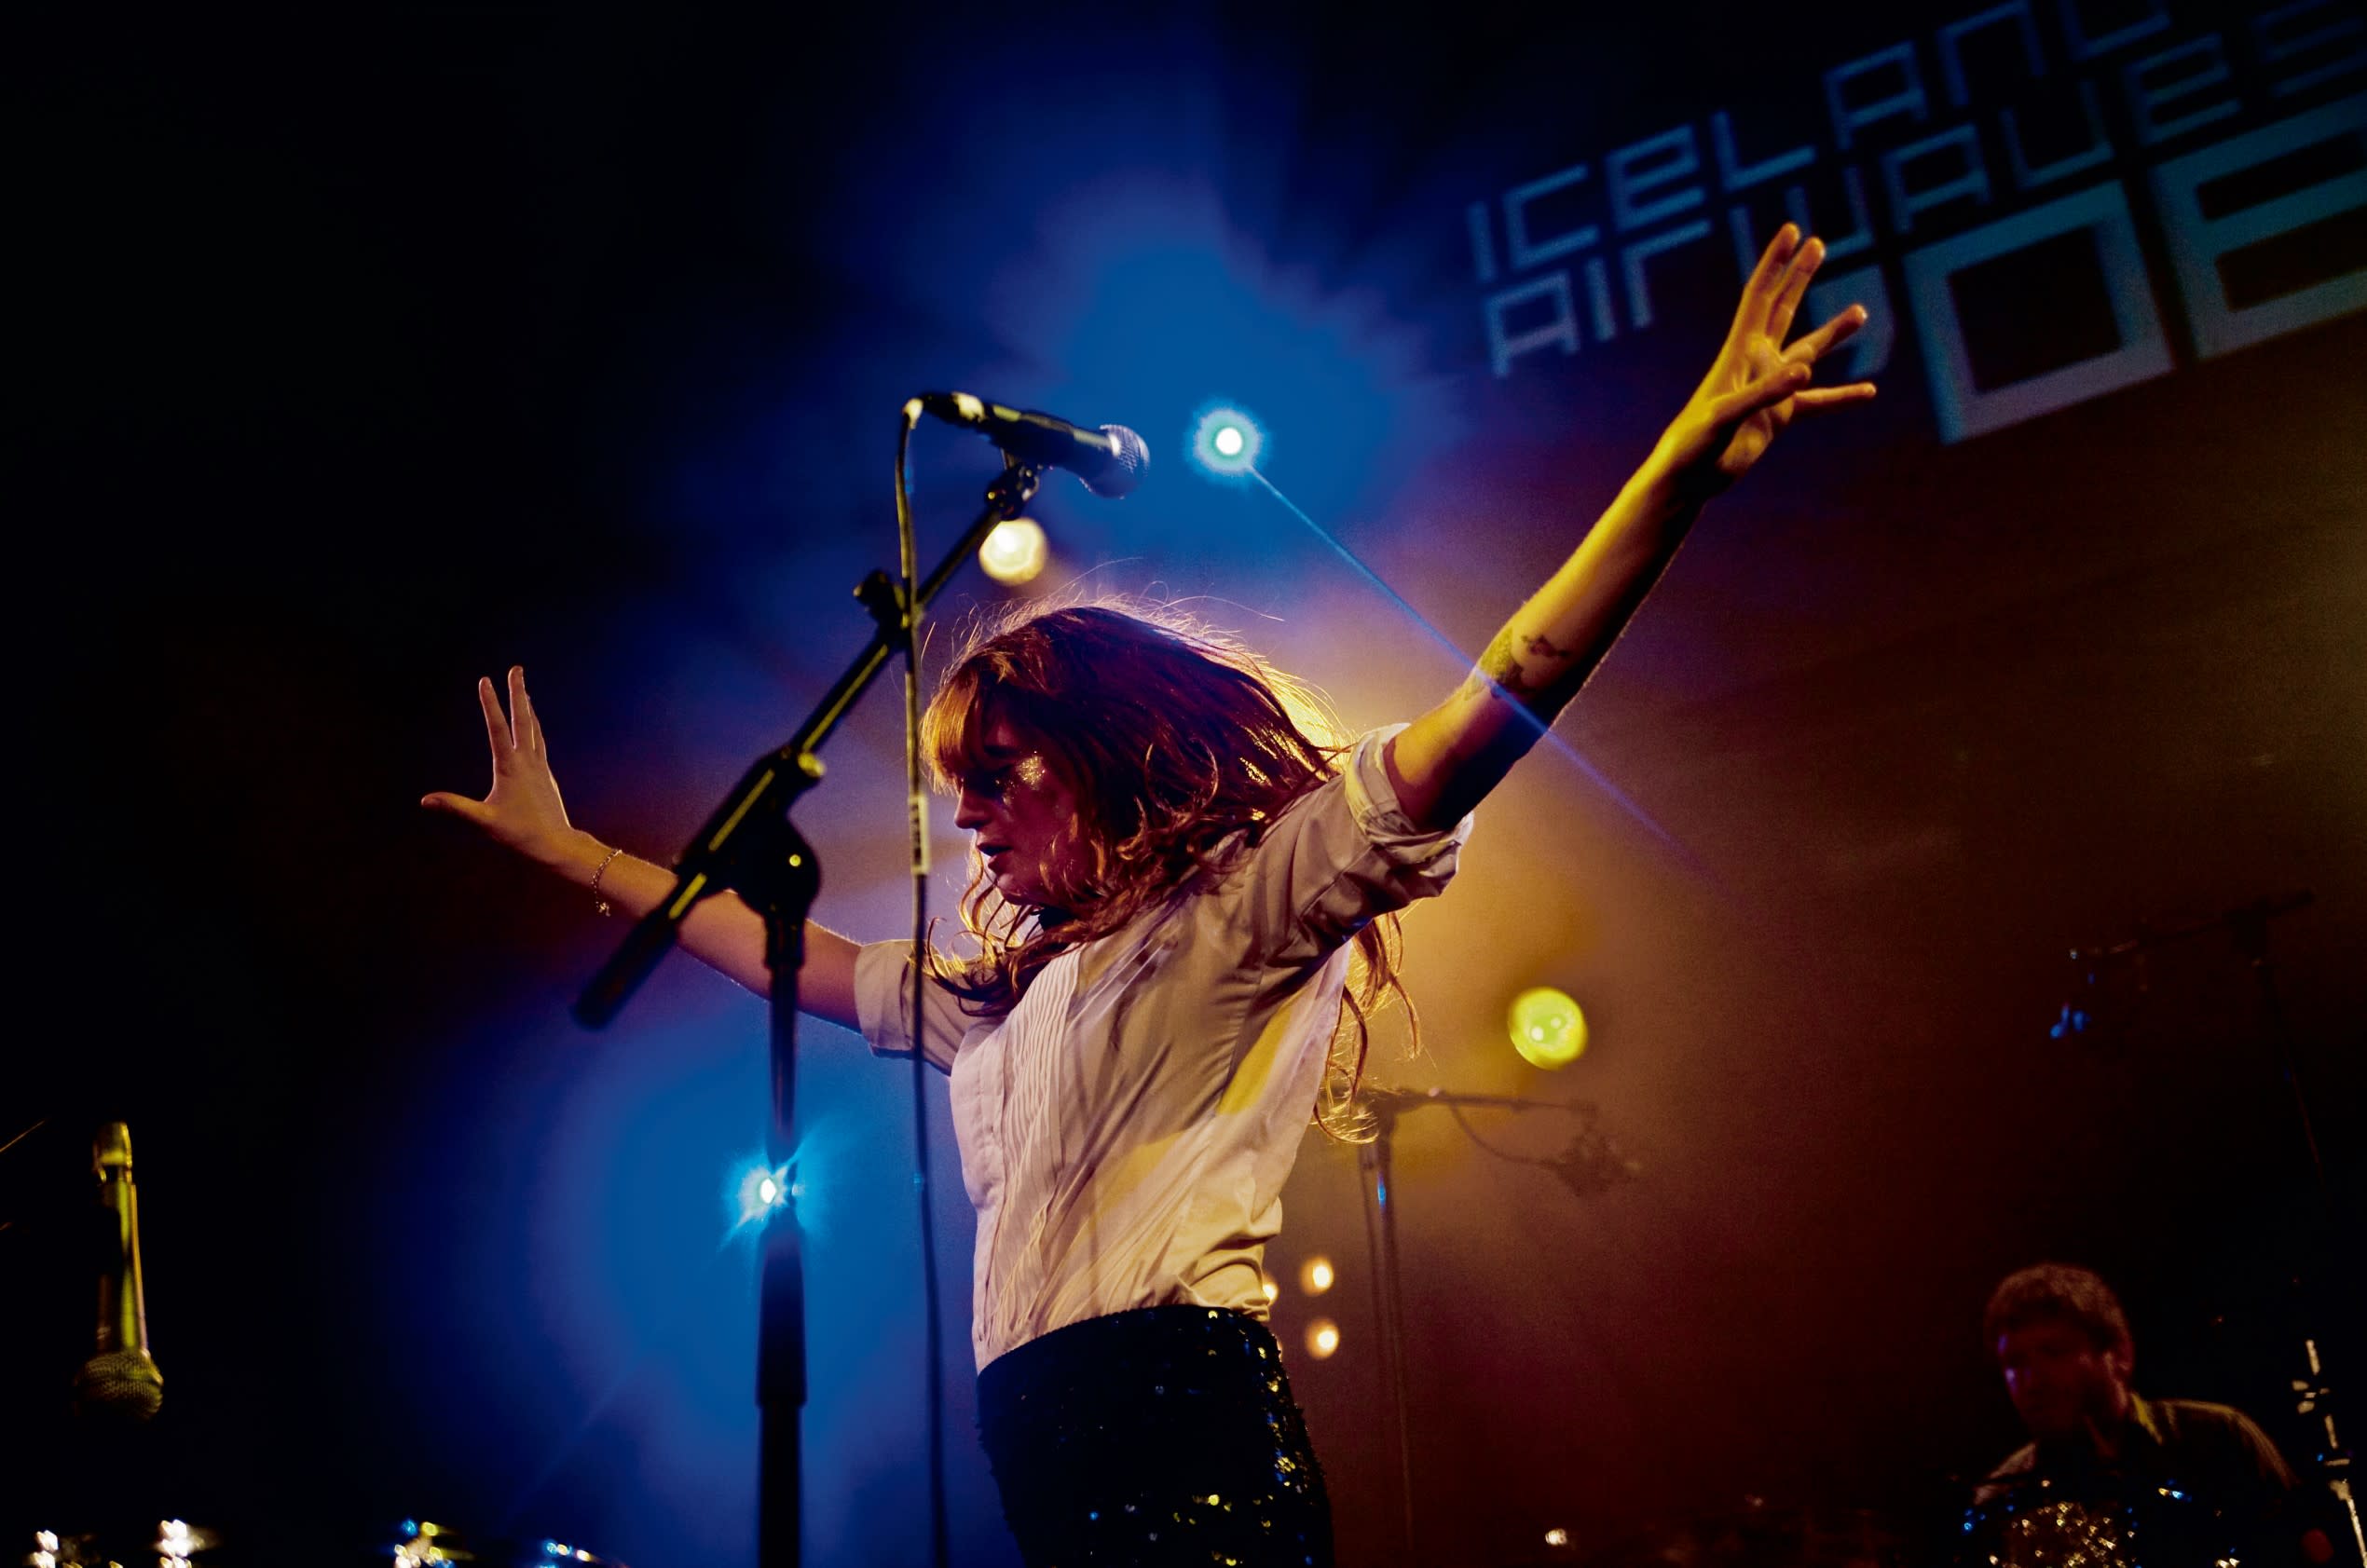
[951,723,1082,907]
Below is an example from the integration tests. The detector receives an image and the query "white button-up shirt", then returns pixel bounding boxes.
[856,727,1471,1370]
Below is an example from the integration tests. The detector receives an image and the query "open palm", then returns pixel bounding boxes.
[1651,225,1877,497]
[419,665,579,865]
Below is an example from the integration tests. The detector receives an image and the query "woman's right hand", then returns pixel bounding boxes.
[420,666,591,868]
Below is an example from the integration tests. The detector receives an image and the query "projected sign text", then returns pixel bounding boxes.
[1468,0,2367,442]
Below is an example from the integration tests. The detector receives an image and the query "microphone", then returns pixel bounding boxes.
[75,1121,162,1424]
[1551,1132,1643,1199]
[912,392,1149,498]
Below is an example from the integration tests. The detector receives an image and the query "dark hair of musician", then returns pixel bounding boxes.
[1983,1263,2134,1359]
[921,600,1409,1141]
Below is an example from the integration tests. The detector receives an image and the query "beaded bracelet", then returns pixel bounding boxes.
[590,846,625,917]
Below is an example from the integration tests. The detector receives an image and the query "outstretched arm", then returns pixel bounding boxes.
[420,667,865,1031]
[1388,225,1875,829]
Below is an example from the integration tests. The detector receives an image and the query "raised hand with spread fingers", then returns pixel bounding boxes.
[419,666,583,866]
[1386,225,1879,828]
[1648,224,1879,498]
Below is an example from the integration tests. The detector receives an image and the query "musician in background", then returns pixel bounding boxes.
[1974,1262,2330,1568]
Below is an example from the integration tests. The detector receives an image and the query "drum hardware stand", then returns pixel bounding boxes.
[2061,890,2361,1568]
[575,456,1040,1568]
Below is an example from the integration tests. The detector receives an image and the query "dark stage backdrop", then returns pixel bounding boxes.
[11,4,2363,1565]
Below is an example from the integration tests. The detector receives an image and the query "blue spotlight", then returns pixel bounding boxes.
[1189,402,1265,480]
[732,1158,794,1228]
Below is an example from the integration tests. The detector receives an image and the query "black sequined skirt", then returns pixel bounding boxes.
[977,1305,1334,1567]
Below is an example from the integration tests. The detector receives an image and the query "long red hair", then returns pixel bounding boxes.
[922,601,1409,1140]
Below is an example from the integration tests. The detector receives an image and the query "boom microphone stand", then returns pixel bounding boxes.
[574,455,1041,1568]
[1356,1086,1637,1567]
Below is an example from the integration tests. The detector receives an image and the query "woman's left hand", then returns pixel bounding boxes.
[1644,224,1878,499]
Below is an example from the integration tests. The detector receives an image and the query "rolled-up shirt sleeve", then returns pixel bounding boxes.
[1216,724,1474,971]
[853,940,974,1073]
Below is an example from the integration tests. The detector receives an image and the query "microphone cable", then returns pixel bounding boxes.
[893,404,952,1568]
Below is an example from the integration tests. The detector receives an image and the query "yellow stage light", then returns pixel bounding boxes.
[1509,987,1587,1069]
[1298,1256,1334,1295]
[1306,1319,1340,1358]
[979,518,1048,586]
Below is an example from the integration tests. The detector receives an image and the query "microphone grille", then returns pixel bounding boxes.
[74,1348,164,1423]
[1085,425,1150,499]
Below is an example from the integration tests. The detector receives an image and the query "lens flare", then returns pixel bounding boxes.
[1306,1318,1341,1358]
[735,1161,793,1225]
[1189,403,1264,479]
[1298,1256,1334,1295]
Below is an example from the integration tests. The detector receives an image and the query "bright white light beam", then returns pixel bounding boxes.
[1233,461,1700,866]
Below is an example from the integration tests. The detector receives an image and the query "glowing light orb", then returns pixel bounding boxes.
[1546,1527,1572,1548]
[1189,403,1265,479]
[1261,1278,1279,1303]
[978,518,1048,586]
[1306,1318,1341,1358]
[1298,1256,1334,1296]
[736,1162,793,1224]
[1509,987,1588,1070]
